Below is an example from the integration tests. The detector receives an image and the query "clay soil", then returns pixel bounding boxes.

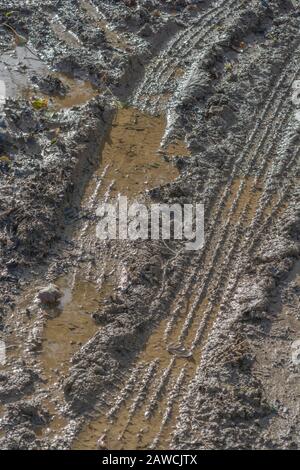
[0,0,299,450]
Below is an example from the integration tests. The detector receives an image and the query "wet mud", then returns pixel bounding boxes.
[0,0,300,451]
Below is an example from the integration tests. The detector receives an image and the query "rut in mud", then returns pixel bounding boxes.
[0,0,300,451]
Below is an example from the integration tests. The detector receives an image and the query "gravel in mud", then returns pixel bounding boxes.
[0,0,300,450]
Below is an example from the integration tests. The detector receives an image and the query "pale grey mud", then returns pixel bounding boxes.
[0,0,300,451]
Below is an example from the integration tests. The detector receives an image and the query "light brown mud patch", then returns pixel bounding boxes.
[49,74,98,110]
[86,107,183,201]
[0,45,97,109]
[40,276,100,377]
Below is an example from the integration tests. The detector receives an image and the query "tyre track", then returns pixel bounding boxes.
[133,0,241,112]
[164,53,300,345]
[148,109,300,448]
[147,77,300,449]
[73,42,300,449]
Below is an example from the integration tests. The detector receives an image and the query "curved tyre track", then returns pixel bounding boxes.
[73,8,300,450]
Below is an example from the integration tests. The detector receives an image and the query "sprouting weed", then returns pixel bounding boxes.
[0,155,11,164]
[31,98,48,110]
[224,62,233,72]
[116,100,129,109]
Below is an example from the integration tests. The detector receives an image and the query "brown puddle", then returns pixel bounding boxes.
[43,107,188,366]
[0,44,97,110]
[83,106,187,202]
[40,276,100,377]
[31,275,108,439]
[57,106,188,350]
[73,272,209,450]
[2,273,114,441]
[47,73,98,110]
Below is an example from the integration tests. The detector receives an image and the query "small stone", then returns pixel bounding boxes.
[97,434,107,450]
[37,284,62,305]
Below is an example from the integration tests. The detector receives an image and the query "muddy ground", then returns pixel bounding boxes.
[0,0,299,450]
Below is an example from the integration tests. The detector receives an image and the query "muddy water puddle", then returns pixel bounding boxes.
[36,264,117,382]
[0,44,97,109]
[73,289,212,450]
[27,106,187,443]
[73,291,208,450]
[0,275,111,440]
[59,108,190,449]
[0,276,103,372]
[38,106,184,377]
[45,73,98,110]
[40,276,101,377]
[0,46,48,99]
[55,106,187,360]
[72,319,189,450]
[89,107,187,200]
